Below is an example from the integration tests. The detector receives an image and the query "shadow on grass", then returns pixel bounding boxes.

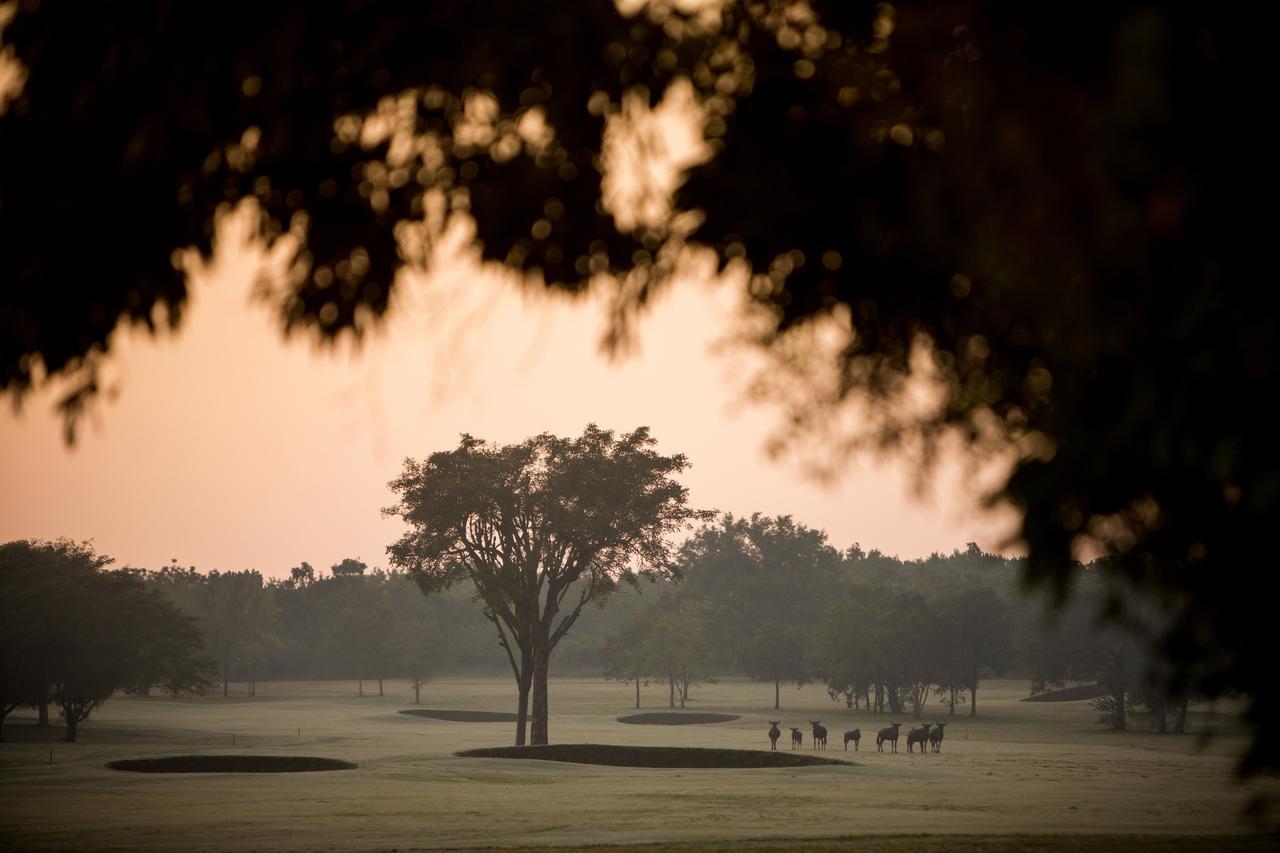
[1022,684,1107,702]
[456,744,849,768]
[399,709,519,722]
[106,755,356,773]
[616,713,741,725]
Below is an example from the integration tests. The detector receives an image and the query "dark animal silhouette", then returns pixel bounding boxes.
[809,720,828,750]
[768,721,781,750]
[876,722,904,753]
[790,727,803,749]
[906,722,933,753]
[843,729,861,751]
[930,722,947,753]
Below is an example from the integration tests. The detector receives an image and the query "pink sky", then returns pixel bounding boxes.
[0,222,1017,578]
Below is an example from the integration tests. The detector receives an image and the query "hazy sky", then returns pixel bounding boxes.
[0,215,1016,578]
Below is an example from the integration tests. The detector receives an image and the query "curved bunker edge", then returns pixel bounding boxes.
[398,709,519,723]
[106,755,358,773]
[616,712,742,725]
[456,744,851,769]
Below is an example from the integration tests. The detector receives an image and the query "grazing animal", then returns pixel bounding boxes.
[768,721,782,750]
[790,727,804,748]
[929,722,947,753]
[843,729,861,751]
[906,723,933,753]
[876,722,904,752]
[809,720,828,750]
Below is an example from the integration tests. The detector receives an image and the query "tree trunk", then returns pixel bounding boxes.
[378,677,384,697]
[514,670,531,746]
[414,680,421,704]
[634,678,640,710]
[38,700,49,726]
[1174,698,1189,733]
[64,712,77,743]
[668,674,675,708]
[886,682,904,715]
[358,678,364,698]
[529,640,550,746]
[950,687,957,716]
[774,679,780,710]
[970,684,977,718]
[223,656,229,698]
[1153,695,1168,733]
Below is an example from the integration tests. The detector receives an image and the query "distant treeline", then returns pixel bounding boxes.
[1,515,1190,742]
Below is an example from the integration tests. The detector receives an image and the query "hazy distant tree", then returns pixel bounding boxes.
[386,425,708,745]
[1030,588,1140,732]
[934,586,1012,717]
[643,595,713,708]
[678,514,840,707]
[742,623,810,711]
[285,562,316,589]
[0,540,207,742]
[124,593,216,699]
[603,615,655,711]
[330,558,368,578]
[813,597,874,710]
[199,570,273,697]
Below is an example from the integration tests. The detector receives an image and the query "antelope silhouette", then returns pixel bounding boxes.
[906,722,932,753]
[768,721,781,750]
[843,728,861,751]
[790,727,803,748]
[808,720,828,749]
[876,721,903,752]
[929,722,947,752]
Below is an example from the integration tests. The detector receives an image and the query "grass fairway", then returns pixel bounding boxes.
[0,678,1274,851]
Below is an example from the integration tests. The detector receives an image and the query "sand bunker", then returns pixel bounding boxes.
[398,709,519,722]
[1022,683,1108,702]
[616,712,741,725]
[456,744,848,768]
[106,755,356,773]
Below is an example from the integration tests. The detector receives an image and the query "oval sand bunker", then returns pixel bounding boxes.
[106,755,356,773]
[457,744,847,768]
[399,709,519,722]
[616,712,740,725]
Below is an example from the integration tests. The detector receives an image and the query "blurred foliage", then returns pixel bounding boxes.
[1,2,1271,769]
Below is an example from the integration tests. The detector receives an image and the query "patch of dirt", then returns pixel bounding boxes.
[456,744,849,768]
[398,709,519,722]
[105,755,356,773]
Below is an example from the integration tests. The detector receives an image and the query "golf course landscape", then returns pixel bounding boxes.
[1,678,1273,851]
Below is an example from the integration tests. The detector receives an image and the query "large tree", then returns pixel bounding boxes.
[385,424,708,745]
[3,3,1270,772]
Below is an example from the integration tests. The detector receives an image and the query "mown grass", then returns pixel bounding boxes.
[0,677,1273,852]
[457,743,846,768]
[616,713,741,725]
[450,834,1269,853]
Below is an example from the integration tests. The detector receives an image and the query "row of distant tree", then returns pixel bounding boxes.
[601,516,1192,733]
[0,540,211,742]
[0,521,1184,743]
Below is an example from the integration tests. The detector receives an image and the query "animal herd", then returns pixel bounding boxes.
[767,720,947,753]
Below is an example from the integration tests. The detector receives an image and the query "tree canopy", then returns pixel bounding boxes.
[385,424,708,744]
[1,2,1270,770]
